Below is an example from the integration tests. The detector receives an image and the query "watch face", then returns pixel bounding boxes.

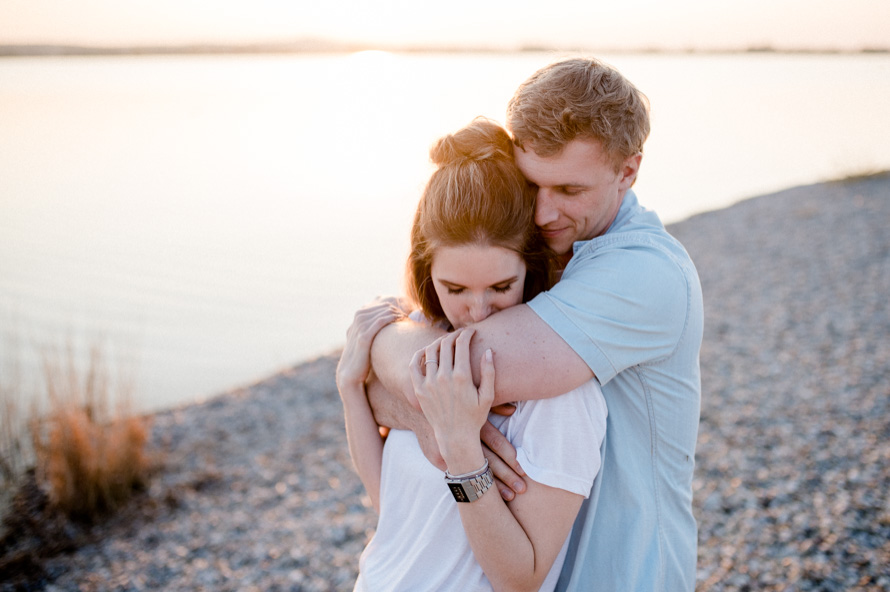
[448,482,471,503]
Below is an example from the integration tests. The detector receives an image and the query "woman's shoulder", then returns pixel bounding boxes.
[517,379,607,421]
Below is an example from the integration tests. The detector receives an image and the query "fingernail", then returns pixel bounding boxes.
[514,480,525,492]
[485,349,492,361]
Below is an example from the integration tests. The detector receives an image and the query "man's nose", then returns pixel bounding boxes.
[535,187,559,226]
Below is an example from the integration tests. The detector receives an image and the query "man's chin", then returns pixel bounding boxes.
[544,238,572,258]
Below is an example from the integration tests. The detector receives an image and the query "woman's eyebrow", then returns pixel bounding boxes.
[437,279,467,288]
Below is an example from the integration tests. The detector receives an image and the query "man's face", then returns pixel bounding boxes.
[515,138,640,260]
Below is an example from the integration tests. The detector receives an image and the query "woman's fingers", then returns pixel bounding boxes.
[350,303,402,344]
[422,334,448,377]
[375,295,407,314]
[369,307,400,335]
[477,347,495,408]
[354,297,405,324]
[438,329,458,374]
[409,348,426,390]
[339,299,406,389]
[453,328,475,375]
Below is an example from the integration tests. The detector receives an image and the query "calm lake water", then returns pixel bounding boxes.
[1,52,889,411]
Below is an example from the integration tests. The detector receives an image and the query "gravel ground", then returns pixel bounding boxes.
[671,173,890,591]
[2,173,888,591]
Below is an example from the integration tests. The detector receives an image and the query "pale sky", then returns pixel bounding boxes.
[0,0,887,51]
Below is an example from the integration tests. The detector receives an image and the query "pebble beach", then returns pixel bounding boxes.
[4,173,889,591]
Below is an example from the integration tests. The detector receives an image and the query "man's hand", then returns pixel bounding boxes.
[481,420,527,500]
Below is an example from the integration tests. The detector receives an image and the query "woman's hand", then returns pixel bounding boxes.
[336,297,406,401]
[409,328,495,474]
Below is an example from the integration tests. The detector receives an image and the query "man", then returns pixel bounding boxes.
[366,58,703,591]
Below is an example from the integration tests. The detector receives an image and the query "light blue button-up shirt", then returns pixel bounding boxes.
[528,190,703,591]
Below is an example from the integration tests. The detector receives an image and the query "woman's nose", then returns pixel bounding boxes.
[469,297,491,323]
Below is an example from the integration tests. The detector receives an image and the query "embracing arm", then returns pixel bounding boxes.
[369,317,528,496]
[371,304,593,409]
[463,304,594,405]
[368,304,592,498]
[338,381,385,512]
[366,319,449,470]
[367,318,445,422]
[335,298,406,512]
[459,474,583,591]
[365,372,446,471]
[413,330,585,591]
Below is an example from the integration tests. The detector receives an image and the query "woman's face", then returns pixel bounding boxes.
[431,243,527,329]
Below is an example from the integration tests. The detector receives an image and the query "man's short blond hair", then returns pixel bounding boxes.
[507,58,650,169]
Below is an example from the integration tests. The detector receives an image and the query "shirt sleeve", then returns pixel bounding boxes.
[527,236,690,386]
[509,380,607,497]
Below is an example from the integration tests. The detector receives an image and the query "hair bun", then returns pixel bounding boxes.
[430,117,514,167]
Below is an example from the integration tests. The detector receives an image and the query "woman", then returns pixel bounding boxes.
[336,119,607,591]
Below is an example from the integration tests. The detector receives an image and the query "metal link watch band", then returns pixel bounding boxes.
[445,460,494,503]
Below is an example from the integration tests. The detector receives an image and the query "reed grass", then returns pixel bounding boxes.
[0,339,31,506]
[27,343,152,522]
[0,373,28,492]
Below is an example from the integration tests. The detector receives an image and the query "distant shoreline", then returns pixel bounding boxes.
[2,42,888,58]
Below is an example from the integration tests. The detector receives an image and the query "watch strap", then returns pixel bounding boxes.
[445,460,493,503]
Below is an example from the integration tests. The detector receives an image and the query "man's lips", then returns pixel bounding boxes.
[540,227,568,239]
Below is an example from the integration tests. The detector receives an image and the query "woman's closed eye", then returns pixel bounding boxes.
[446,282,515,295]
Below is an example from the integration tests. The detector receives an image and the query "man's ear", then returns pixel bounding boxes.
[620,152,643,189]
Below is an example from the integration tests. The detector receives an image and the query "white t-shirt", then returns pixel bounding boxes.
[355,377,607,591]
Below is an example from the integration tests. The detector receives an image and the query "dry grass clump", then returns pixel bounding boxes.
[0,341,31,509]
[0,380,28,492]
[29,344,152,522]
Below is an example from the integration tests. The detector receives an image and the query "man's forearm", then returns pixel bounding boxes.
[369,307,593,408]
[366,372,446,470]
[367,318,449,469]
[466,304,594,405]
[367,312,574,490]
[365,372,424,431]
[369,318,446,410]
